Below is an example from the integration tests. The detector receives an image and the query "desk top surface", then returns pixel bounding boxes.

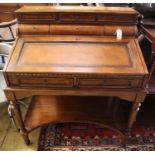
[15,6,138,14]
[5,35,147,75]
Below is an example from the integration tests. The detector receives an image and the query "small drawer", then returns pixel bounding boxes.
[97,14,135,23]
[50,25,104,35]
[18,24,50,35]
[21,14,56,21]
[77,78,141,89]
[59,13,96,22]
[18,77,74,88]
[104,26,136,36]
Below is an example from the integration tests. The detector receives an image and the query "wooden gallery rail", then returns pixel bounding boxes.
[3,6,148,145]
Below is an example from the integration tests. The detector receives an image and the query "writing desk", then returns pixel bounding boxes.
[3,6,148,145]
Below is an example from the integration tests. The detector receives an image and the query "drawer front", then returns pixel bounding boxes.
[50,25,104,35]
[18,24,50,35]
[59,13,96,22]
[18,13,137,24]
[77,78,141,89]
[7,74,142,89]
[17,77,73,88]
[97,14,136,23]
[21,14,56,22]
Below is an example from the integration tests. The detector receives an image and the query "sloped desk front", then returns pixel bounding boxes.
[4,35,148,145]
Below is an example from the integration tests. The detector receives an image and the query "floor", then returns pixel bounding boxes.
[0,102,40,151]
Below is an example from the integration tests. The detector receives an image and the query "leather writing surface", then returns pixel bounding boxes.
[18,42,132,67]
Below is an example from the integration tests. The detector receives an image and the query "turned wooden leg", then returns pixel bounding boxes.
[122,101,140,149]
[11,100,30,145]
[128,102,141,129]
[8,102,18,131]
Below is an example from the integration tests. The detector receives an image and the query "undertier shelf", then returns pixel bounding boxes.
[24,96,130,134]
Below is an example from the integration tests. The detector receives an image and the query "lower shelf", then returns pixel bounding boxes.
[24,96,130,134]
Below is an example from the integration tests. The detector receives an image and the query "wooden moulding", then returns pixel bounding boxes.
[24,95,130,135]
[18,24,138,36]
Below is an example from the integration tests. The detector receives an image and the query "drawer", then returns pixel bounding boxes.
[18,24,50,35]
[17,77,74,88]
[59,13,96,22]
[50,25,104,35]
[21,14,56,22]
[104,26,137,36]
[97,14,136,23]
[77,78,141,89]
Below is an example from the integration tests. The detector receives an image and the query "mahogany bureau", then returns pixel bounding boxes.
[3,6,148,145]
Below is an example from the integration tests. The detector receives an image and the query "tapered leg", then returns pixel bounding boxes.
[128,102,141,129]
[11,100,30,145]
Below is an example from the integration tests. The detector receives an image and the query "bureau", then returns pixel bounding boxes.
[3,6,148,145]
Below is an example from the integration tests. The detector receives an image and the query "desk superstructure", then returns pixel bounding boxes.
[3,6,148,145]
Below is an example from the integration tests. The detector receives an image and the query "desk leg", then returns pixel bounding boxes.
[11,100,30,145]
[128,102,141,129]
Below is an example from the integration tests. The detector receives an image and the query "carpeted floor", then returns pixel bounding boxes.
[38,123,155,151]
